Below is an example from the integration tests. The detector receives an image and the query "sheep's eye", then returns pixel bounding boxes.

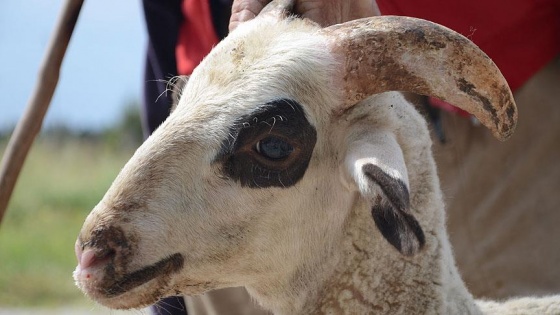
[219,98,317,188]
[255,137,293,160]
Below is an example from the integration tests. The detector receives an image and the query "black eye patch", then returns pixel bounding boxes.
[218,99,317,188]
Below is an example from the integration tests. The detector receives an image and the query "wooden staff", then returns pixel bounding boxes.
[0,0,85,225]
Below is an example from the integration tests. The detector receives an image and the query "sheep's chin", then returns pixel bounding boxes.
[81,278,173,310]
[73,252,200,309]
[77,273,217,310]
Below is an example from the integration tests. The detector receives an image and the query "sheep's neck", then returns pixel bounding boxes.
[251,197,481,315]
[248,161,481,314]
[298,198,482,315]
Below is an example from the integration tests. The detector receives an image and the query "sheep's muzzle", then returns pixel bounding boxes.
[74,224,184,308]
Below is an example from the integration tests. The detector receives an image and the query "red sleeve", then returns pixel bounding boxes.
[176,0,220,75]
[377,0,560,92]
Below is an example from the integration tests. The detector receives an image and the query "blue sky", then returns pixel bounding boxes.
[0,0,146,131]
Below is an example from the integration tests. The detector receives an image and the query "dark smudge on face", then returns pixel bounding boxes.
[218,99,317,188]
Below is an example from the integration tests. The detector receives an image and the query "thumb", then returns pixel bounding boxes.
[229,0,271,32]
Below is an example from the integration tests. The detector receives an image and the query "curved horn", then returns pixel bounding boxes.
[322,16,517,141]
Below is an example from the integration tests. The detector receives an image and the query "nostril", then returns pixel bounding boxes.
[80,249,97,269]
[74,226,130,282]
[79,248,116,270]
[74,246,116,282]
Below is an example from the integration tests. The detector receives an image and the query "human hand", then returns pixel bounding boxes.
[229,0,380,31]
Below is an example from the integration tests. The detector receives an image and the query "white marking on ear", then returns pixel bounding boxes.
[345,129,409,195]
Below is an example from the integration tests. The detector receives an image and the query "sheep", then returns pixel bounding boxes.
[73,2,559,314]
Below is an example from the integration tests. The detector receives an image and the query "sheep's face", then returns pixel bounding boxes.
[74,16,354,308]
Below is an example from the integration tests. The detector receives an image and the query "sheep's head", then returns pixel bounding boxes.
[74,2,516,310]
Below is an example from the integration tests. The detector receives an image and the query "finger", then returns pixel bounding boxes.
[295,0,380,27]
[293,0,328,26]
[229,0,271,32]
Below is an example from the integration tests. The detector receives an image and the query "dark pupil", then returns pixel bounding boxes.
[257,137,293,160]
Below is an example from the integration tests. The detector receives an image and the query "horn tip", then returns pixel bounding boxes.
[494,98,518,141]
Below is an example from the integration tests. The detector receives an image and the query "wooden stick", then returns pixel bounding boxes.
[0,0,85,225]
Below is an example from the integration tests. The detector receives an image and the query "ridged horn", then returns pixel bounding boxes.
[322,16,517,140]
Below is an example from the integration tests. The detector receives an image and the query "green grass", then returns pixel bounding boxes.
[0,138,136,307]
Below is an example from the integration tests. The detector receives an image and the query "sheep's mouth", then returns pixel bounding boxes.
[80,252,185,306]
[100,252,184,297]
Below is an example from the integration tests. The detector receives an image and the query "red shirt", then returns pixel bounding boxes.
[176,0,220,75]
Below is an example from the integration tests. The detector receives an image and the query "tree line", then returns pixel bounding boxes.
[0,100,144,151]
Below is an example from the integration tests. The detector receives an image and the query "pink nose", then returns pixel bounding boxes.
[77,248,97,269]
[74,225,131,283]
[75,240,97,268]
[74,239,114,280]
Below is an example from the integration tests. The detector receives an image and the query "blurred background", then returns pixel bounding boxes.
[0,0,150,312]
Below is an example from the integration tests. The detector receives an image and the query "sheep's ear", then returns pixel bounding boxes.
[345,129,425,256]
[168,75,189,112]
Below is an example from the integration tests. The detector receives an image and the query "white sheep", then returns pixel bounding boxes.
[73,3,559,314]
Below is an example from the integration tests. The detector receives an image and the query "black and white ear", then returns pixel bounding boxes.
[345,129,425,256]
